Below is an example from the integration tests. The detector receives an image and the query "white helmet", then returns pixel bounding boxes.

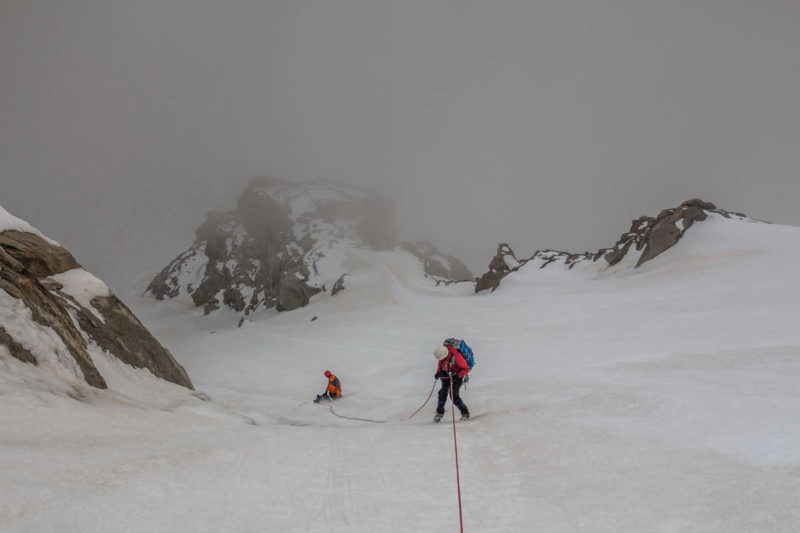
[433,345,448,360]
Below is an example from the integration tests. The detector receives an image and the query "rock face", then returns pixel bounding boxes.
[475,244,522,293]
[147,177,471,317]
[277,273,323,311]
[0,219,193,390]
[476,199,750,292]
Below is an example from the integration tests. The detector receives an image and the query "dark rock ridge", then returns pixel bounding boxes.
[0,227,193,390]
[147,177,472,317]
[476,199,749,292]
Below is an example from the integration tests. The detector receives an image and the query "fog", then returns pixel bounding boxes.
[3,0,800,279]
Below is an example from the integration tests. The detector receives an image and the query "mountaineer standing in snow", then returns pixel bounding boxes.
[433,345,470,422]
[315,370,342,403]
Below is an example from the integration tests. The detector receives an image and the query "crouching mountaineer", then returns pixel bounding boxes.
[433,345,470,422]
[315,370,342,403]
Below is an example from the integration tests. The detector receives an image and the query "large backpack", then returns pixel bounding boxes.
[443,338,475,369]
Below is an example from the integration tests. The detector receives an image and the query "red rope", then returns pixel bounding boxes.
[328,405,385,423]
[449,375,464,532]
[404,379,437,419]
[324,376,464,531]
[325,380,438,424]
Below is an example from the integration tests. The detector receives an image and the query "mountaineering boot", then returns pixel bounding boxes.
[433,411,443,423]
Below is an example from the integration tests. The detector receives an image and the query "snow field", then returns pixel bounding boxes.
[2,214,800,531]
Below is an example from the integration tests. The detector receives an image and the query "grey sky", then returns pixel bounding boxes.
[2,0,800,282]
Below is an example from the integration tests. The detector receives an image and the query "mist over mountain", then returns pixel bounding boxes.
[146,177,472,322]
[3,0,800,285]
[3,2,800,531]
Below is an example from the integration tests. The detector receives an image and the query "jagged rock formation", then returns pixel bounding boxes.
[0,212,193,390]
[147,177,471,317]
[475,244,525,293]
[603,199,747,268]
[476,199,750,292]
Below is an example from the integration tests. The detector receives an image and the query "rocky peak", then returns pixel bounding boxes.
[0,207,192,391]
[476,199,751,292]
[474,244,523,293]
[600,199,749,268]
[147,177,470,319]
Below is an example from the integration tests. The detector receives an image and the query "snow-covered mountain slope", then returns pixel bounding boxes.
[3,206,800,532]
[476,199,752,292]
[0,204,193,398]
[146,177,472,322]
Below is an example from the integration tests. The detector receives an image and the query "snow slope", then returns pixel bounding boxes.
[2,214,800,532]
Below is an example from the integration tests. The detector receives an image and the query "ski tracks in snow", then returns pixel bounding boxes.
[303,431,391,531]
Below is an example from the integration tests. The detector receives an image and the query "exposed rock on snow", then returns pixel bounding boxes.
[398,241,473,282]
[0,212,193,390]
[475,243,522,293]
[277,272,323,311]
[147,177,471,317]
[476,199,752,292]
[475,243,603,292]
[331,274,347,296]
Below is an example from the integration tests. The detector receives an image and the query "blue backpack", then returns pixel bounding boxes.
[444,338,475,369]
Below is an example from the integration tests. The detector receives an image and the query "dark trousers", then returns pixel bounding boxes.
[436,377,468,415]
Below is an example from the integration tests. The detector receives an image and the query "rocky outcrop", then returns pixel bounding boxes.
[0,222,193,390]
[598,199,747,268]
[476,199,750,293]
[147,180,320,316]
[331,274,347,296]
[0,325,36,364]
[398,241,473,282]
[635,199,718,266]
[475,244,522,293]
[277,273,323,311]
[475,243,604,292]
[147,177,469,318]
[74,295,193,388]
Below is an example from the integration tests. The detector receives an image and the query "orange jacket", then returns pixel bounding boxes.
[325,375,342,397]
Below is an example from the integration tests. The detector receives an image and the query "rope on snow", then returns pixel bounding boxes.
[448,375,465,533]
[328,404,385,424]
[326,379,439,423]
[403,379,437,419]
[324,377,465,529]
